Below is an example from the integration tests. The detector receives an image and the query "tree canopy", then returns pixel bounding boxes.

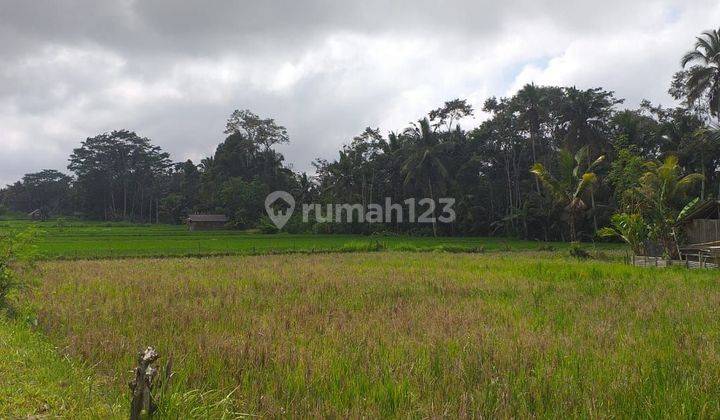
[2,27,720,247]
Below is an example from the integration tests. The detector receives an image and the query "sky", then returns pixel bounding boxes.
[1,0,720,186]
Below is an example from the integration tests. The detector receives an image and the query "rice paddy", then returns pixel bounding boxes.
[16,252,720,417]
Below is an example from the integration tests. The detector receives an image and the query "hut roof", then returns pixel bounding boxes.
[187,214,229,223]
[676,200,720,225]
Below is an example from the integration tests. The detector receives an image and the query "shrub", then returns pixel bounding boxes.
[568,241,590,259]
[431,245,484,253]
[0,227,41,308]
[258,215,279,234]
[536,242,555,251]
[340,241,386,252]
[393,242,419,252]
[597,213,648,255]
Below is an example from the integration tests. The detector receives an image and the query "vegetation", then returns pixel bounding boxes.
[0,220,614,260]
[530,146,604,241]
[1,28,720,243]
[0,227,41,307]
[18,253,720,417]
[0,317,122,418]
[598,213,649,255]
[4,24,720,419]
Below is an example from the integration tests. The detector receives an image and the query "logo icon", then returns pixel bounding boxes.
[264,190,295,229]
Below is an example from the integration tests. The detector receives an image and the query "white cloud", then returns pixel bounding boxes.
[1,0,719,185]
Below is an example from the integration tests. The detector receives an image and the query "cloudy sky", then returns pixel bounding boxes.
[1,0,719,186]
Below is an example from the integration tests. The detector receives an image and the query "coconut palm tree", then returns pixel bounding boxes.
[530,146,604,241]
[402,118,448,236]
[559,87,619,231]
[681,28,720,118]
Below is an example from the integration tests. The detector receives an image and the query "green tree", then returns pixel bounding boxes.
[402,118,449,236]
[428,99,474,133]
[635,156,703,256]
[68,130,170,221]
[680,28,720,118]
[530,146,605,241]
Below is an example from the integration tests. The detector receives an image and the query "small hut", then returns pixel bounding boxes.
[676,200,720,245]
[28,209,44,221]
[186,214,229,231]
[676,200,720,267]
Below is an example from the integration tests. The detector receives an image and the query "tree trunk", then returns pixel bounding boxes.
[701,156,706,201]
[123,181,127,220]
[569,211,577,242]
[428,177,437,237]
[531,131,540,193]
[590,187,598,233]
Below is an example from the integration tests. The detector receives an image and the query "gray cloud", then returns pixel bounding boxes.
[1,0,719,185]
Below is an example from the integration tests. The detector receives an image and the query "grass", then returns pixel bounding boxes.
[17,252,720,417]
[0,219,621,260]
[0,316,122,418]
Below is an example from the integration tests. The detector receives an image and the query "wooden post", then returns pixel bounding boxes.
[129,347,159,420]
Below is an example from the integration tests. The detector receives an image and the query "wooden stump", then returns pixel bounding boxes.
[129,347,159,420]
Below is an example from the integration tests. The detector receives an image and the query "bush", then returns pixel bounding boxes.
[392,242,418,252]
[258,215,279,234]
[568,241,590,259]
[0,227,41,308]
[431,245,485,253]
[340,240,386,252]
[536,242,555,251]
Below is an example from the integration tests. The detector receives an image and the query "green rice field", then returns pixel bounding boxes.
[0,220,621,259]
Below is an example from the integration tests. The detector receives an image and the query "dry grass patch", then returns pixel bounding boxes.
[24,253,720,417]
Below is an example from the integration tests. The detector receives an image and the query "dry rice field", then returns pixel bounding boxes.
[22,252,720,417]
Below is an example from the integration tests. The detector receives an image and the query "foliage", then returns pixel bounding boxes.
[0,227,41,307]
[604,155,704,257]
[530,146,604,241]
[0,170,73,217]
[597,213,649,255]
[679,28,720,117]
[2,29,720,242]
[568,241,590,259]
[68,130,171,221]
[607,143,646,212]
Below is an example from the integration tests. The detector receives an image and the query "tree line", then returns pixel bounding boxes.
[2,28,720,245]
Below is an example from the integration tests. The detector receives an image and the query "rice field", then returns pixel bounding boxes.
[21,252,720,418]
[0,220,620,259]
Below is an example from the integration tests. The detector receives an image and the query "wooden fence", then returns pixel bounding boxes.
[630,255,718,269]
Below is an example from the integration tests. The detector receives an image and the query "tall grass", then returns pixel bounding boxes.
[0,317,122,417]
[22,253,720,417]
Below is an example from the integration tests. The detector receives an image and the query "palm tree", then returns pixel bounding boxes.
[559,87,619,231]
[402,118,448,236]
[681,28,720,118]
[636,155,704,256]
[513,83,551,193]
[638,156,704,214]
[530,146,604,241]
